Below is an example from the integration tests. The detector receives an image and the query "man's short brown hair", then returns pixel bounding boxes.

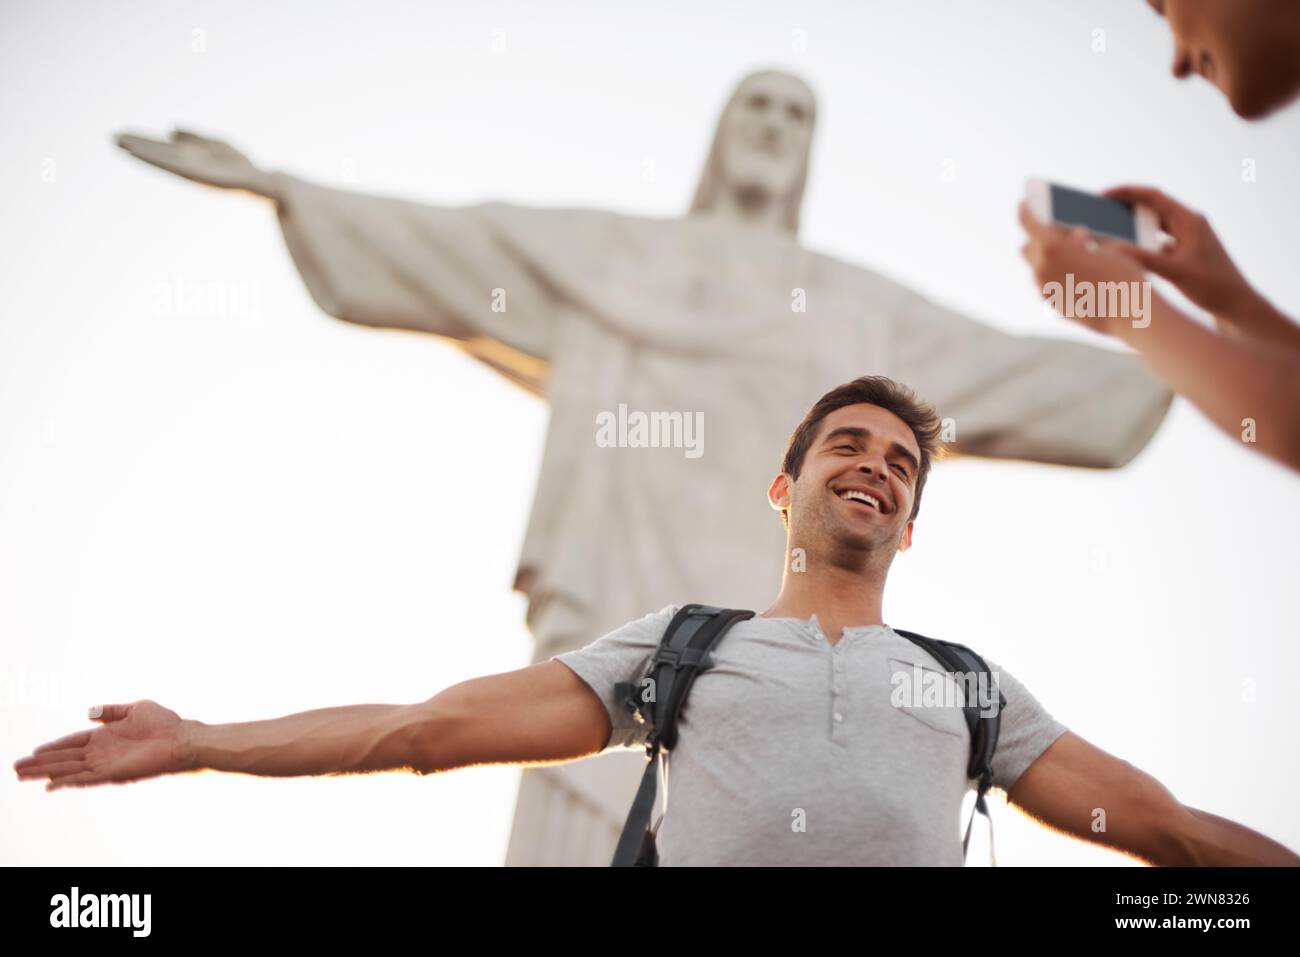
[779,376,943,527]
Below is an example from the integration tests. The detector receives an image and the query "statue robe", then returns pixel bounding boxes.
[270,171,1172,644]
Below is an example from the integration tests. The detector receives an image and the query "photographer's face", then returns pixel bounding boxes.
[1148,0,1300,119]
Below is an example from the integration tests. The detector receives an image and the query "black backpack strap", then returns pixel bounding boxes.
[891,628,1006,866]
[611,604,754,867]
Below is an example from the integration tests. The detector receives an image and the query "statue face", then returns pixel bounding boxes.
[718,73,815,202]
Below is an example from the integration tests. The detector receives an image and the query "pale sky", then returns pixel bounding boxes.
[3,0,1298,866]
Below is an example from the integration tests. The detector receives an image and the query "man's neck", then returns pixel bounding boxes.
[760,550,890,644]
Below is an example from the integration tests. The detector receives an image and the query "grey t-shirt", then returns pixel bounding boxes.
[552,604,1068,866]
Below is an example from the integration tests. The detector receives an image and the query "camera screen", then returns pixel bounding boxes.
[1050,184,1137,241]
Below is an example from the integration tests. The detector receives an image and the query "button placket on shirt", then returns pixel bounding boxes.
[806,616,851,743]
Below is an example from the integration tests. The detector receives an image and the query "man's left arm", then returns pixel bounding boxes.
[1007,730,1300,865]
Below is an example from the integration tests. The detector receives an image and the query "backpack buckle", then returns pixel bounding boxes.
[616,680,650,725]
[651,646,714,671]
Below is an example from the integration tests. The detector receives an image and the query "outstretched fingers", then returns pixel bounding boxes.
[31,760,88,781]
[113,134,199,177]
[115,132,175,155]
[46,771,105,792]
[30,729,92,754]
[15,746,84,771]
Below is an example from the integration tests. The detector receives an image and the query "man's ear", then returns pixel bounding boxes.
[896,520,914,554]
[767,472,791,511]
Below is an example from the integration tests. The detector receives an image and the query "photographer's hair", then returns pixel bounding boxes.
[778,376,943,528]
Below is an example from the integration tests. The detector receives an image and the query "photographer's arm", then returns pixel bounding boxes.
[1111,294,1300,474]
[1019,201,1300,474]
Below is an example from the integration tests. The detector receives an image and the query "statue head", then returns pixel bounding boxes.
[690,69,818,235]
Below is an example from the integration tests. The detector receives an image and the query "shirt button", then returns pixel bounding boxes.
[833,712,843,722]
[833,684,841,693]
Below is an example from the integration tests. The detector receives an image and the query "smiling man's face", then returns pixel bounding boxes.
[770,403,920,557]
[1148,0,1300,119]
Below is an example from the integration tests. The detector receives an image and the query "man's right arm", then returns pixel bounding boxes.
[413,660,613,771]
[15,663,613,791]
[183,661,611,777]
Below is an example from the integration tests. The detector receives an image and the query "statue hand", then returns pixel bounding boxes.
[114,127,276,199]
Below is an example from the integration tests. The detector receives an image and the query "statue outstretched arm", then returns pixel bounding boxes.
[889,288,1174,469]
[115,128,563,396]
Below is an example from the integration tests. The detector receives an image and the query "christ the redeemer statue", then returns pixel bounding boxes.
[115,69,1172,866]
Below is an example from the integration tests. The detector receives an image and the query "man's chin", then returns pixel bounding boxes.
[831,523,897,553]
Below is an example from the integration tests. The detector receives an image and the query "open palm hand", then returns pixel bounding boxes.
[14,700,191,792]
